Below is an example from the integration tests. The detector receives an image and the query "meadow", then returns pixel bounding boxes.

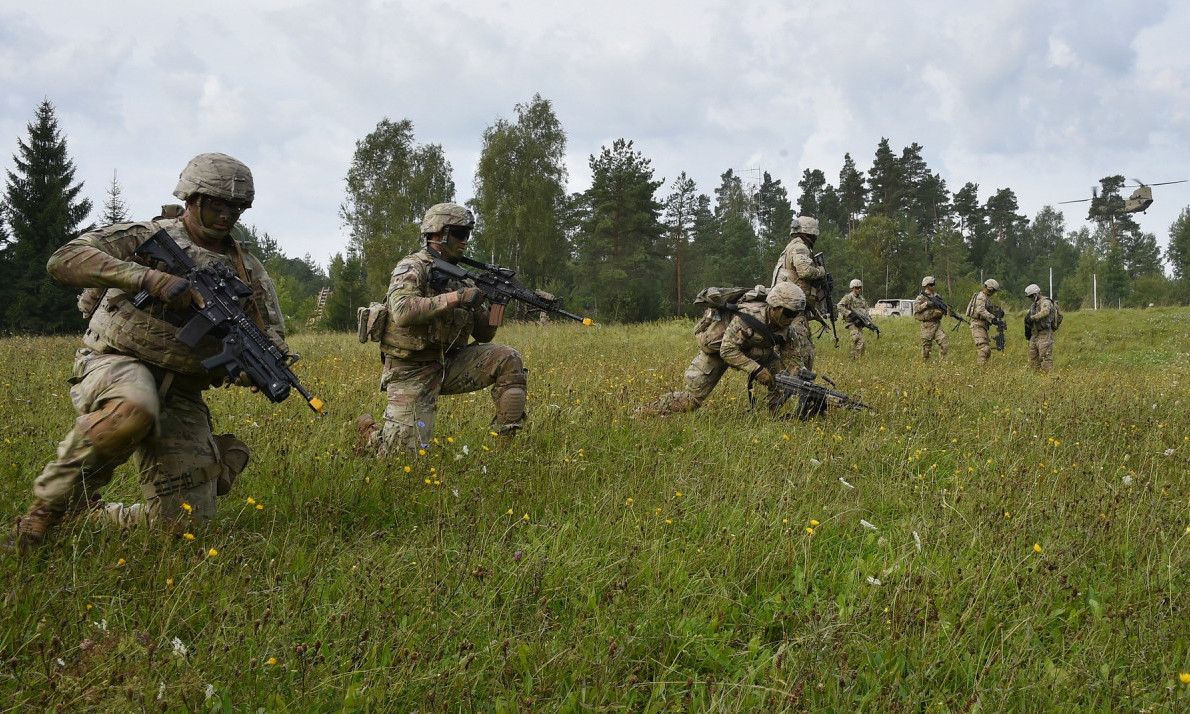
[1,307,1189,712]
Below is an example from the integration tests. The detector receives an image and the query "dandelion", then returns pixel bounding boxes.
[267,657,278,666]
[666,519,673,525]
[181,502,193,513]
[782,518,788,524]
[507,508,514,515]
[674,491,682,497]
[1033,543,1043,553]
[1004,512,1010,518]
[117,558,126,566]
[246,497,256,505]
[403,466,411,473]
[418,449,426,456]
[208,548,218,558]
[256,504,264,510]
[860,519,877,531]
[810,520,820,526]
[447,437,454,443]
[183,533,195,540]
[806,527,814,534]
[522,514,530,521]
[1180,672,1190,685]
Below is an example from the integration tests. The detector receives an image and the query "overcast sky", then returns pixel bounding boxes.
[3,0,1189,269]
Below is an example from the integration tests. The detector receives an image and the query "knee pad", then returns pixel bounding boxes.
[82,400,154,459]
[492,371,528,428]
[213,434,250,496]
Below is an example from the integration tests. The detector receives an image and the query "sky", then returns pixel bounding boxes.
[3,0,1189,270]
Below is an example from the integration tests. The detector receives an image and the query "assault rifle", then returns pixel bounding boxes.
[811,252,839,347]
[989,305,1006,351]
[754,368,872,421]
[131,229,324,413]
[923,292,970,331]
[431,255,594,327]
[1025,302,1036,340]
[850,311,881,338]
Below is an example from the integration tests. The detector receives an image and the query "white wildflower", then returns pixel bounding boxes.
[1164,448,1175,456]
[57,658,65,667]
[913,531,922,551]
[866,576,883,586]
[157,683,166,700]
[171,637,188,657]
[839,478,854,489]
[860,519,877,530]
[205,684,216,700]
[462,444,470,455]
[1121,474,1133,487]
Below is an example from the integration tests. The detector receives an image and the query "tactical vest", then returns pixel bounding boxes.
[380,250,479,361]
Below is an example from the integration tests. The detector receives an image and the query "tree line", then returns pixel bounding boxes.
[4,98,1190,334]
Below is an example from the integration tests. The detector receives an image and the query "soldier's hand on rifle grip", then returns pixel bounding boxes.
[752,367,775,389]
[142,268,201,310]
[457,287,485,309]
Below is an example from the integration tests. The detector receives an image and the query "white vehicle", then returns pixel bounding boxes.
[870,298,915,317]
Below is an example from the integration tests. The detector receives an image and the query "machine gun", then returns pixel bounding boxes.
[131,229,324,413]
[989,305,1006,351]
[850,311,881,338]
[754,368,872,421]
[431,255,594,327]
[924,292,970,331]
[811,252,839,347]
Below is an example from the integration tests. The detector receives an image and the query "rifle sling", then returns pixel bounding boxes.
[725,304,780,349]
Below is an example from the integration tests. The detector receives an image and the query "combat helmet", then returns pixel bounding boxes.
[767,281,807,313]
[421,203,475,236]
[849,279,863,289]
[173,153,254,207]
[791,216,819,239]
[1025,283,1041,297]
[983,278,1000,291]
[922,276,936,287]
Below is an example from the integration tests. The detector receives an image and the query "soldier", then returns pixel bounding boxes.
[771,216,824,370]
[836,278,870,359]
[7,153,282,550]
[913,276,949,362]
[1024,283,1055,371]
[357,203,527,455]
[638,283,807,416]
[966,278,1002,366]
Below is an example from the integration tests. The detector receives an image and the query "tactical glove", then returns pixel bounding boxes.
[142,269,196,310]
[752,367,776,389]
[457,287,486,309]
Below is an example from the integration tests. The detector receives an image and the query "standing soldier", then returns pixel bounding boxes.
[966,278,1001,366]
[771,216,824,370]
[7,153,283,550]
[913,276,949,362]
[836,279,870,359]
[637,283,806,416]
[357,203,527,455]
[1024,283,1055,371]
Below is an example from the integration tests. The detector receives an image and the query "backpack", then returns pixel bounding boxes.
[691,285,777,345]
[357,302,388,343]
[964,292,978,318]
[1050,299,1063,332]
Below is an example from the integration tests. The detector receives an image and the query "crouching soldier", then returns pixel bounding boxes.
[637,282,806,416]
[7,153,281,551]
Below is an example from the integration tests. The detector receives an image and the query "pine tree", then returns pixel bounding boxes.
[1166,206,1190,281]
[0,99,93,334]
[837,153,866,234]
[661,172,700,315]
[101,169,130,224]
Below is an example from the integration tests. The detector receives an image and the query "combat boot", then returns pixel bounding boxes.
[6,500,64,552]
[355,413,377,455]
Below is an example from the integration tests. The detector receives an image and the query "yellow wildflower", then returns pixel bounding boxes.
[208,548,219,557]
[183,533,195,540]
[1033,543,1042,553]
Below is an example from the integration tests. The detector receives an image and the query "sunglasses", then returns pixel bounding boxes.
[444,226,472,240]
[203,197,246,218]
[781,307,800,319]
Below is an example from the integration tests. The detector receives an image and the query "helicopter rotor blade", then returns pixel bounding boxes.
[1148,179,1188,186]
[1057,198,1091,204]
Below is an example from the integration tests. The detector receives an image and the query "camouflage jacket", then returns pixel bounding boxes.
[968,290,998,326]
[837,292,869,321]
[697,301,793,376]
[49,218,284,377]
[381,249,498,361]
[913,292,944,323]
[771,238,825,308]
[1028,296,1054,333]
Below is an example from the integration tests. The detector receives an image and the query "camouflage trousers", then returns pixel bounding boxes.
[920,321,948,361]
[1028,329,1054,371]
[371,343,525,455]
[845,323,865,359]
[790,313,816,371]
[32,350,247,530]
[644,348,783,415]
[971,322,992,364]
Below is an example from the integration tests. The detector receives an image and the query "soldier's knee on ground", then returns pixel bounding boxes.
[213,434,250,496]
[81,399,154,459]
[492,370,528,433]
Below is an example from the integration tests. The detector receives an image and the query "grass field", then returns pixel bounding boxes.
[2,306,1189,712]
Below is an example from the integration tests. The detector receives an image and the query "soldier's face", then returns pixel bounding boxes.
[199,196,245,232]
[434,226,471,263]
[771,306,797,327]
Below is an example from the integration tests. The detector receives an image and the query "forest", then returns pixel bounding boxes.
[4,97,1190,334]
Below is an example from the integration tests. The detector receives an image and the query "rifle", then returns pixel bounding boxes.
[431,255,594,327]
[989,305,1006,351]
[756,368,872,421]
[131,229,324,413]
[850,311,881,338]
[811,252,839,347]
[1025,301,1037,340]
[924,292,970,331]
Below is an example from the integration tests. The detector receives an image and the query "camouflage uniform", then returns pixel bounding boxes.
[365,249,525,455]
[643,300,798,415]
[836,291,869,359]
[968,290,999,365]
[1027,295,1055,371]
[913,292,949,361]
[771,237,823,370]
[28,217,278,532]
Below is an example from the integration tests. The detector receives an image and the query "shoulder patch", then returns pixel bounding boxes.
[392,264,413,277]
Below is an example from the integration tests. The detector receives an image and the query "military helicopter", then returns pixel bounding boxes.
[1059,179,1187,214]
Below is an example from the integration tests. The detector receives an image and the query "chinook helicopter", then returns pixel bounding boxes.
[1059,179,1187,214]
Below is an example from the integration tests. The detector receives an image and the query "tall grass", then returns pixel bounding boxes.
[1,307,1188,712]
